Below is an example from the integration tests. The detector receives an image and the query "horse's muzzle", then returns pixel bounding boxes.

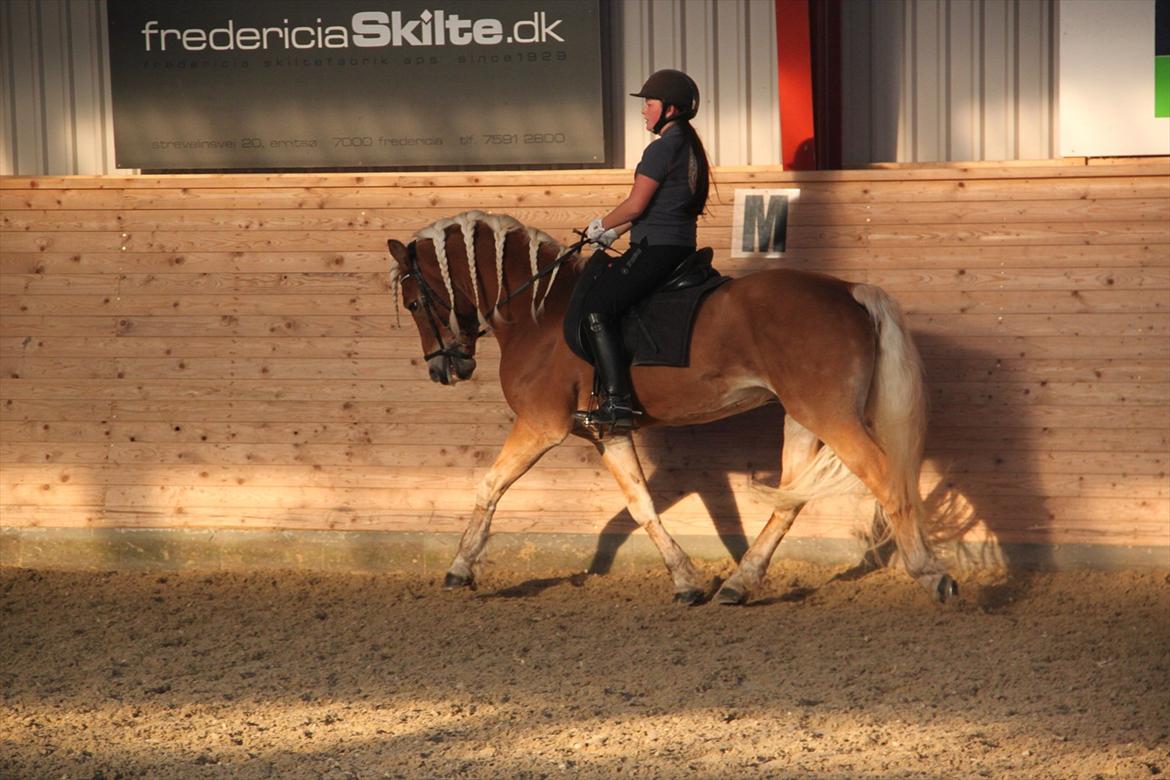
[427,354,476,385]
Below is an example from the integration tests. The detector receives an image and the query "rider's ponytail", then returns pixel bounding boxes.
[678,120,711,217]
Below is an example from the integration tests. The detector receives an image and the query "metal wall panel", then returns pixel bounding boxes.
[0,0,120,176]
[839,0,1056,165]
[610,0,781,167]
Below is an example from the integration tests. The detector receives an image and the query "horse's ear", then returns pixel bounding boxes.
[387,239,409,264]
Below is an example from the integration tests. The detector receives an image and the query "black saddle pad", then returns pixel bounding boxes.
[620,272,729,367]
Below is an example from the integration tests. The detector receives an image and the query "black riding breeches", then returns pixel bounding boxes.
[563,242,694,359]
[563,242,694,360]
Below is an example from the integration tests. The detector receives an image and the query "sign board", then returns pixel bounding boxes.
[106,0,606,169]
[731,189,800,258]
[1058,0,1170,156]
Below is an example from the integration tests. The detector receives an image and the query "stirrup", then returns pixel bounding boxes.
[573,396,639,436]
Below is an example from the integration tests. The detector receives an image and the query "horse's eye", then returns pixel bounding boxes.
[406,300,420,312]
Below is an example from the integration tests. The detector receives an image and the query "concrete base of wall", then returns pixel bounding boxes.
[2,527,1167,573]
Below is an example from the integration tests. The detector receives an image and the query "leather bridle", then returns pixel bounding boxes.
[400,240,478,365]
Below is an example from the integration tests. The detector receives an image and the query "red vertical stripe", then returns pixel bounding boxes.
[775,0,816,169]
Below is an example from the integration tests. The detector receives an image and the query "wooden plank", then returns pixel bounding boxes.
[3,220,1167,254]
[0,379,501,402]
[2,463,1165,506]
[4,439,1165,488]
[930,380,1168,407]
[898,289,1170,314]
[0,272,390,296]
[2,391,1165,428]
[2,420,1160,463]
[2,333,1165,366]
[5,243,1166,277]
[4,287,1166,318]
[0,442,112,464]
[3,419,1163,458]
[5,198,1167,233]
[1,479,1161,529]
[8,311,1157,339]
[3,371,1168,408]
[0,315,400,337]
[922,358,1170,384]
[3,504,1164,549]
[915,336,1169,360]
[4,266,1169,302]
[6,353,1164,385]
[0,336,414,359]
[5,176,1168,212]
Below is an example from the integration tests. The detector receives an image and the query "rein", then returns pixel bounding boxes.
[494,233,592,310]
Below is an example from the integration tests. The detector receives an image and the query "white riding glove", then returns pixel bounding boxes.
[586,217,619,249]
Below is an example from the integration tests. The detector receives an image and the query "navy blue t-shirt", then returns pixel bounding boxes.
[630,125,697,247]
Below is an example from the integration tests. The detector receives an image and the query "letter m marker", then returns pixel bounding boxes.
[732,189,800,258]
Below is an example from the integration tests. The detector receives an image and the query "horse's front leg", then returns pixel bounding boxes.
[596,434,707,604]
[444,419,565,590]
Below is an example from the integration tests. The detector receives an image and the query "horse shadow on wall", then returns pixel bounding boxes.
[579,332,1053,606]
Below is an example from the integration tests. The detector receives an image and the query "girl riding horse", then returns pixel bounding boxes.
[567,69,711,435]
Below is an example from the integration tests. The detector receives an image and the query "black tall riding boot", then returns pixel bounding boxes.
[574,312,637,435]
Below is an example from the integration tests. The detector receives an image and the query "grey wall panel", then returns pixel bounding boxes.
[1,0,120,176]
[610,0,780,168]
[840,0,1056,165]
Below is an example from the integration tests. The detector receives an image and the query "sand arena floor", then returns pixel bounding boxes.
[1,561,1167,779]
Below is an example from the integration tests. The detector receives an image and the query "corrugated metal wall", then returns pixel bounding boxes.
[610,0,782,167]
[0,0,120,176]
[1,0,1060,175]
[840,0,1056,165]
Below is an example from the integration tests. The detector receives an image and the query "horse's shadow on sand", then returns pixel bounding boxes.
[485,333,1053,609]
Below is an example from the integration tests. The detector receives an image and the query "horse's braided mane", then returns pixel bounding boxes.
[399,210,569,336]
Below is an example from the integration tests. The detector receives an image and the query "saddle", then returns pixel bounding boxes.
[619,247,728,367]
[565,247,729,369]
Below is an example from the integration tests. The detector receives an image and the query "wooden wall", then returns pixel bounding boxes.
[2,160,1168,560]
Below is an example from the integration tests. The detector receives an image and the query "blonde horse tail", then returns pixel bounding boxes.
[849,284,933,566]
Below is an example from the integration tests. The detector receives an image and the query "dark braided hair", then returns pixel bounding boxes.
[676,119,710,217]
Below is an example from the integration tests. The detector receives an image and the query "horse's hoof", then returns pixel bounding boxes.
[715,586,747,606]
[443,572,474,591]
[673,589,705,606]
[936,574,959,603]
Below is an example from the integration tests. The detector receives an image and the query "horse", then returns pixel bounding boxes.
[386,210,958,605]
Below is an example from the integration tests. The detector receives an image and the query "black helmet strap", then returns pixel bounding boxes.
[652,103,696,135]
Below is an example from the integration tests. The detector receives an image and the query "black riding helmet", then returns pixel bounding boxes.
[630,69,700,134]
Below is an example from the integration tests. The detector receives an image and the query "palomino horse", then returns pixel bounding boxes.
[387,210,958,605]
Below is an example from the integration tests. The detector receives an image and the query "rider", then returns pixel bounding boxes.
[567,69,711,434]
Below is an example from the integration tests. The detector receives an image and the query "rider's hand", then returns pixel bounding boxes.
[586,217,619,249]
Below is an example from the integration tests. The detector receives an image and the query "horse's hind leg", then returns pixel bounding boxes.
[444,419,566,590]
[595,434,707,604]
[819,421,956,602]
[716,417,821,605]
